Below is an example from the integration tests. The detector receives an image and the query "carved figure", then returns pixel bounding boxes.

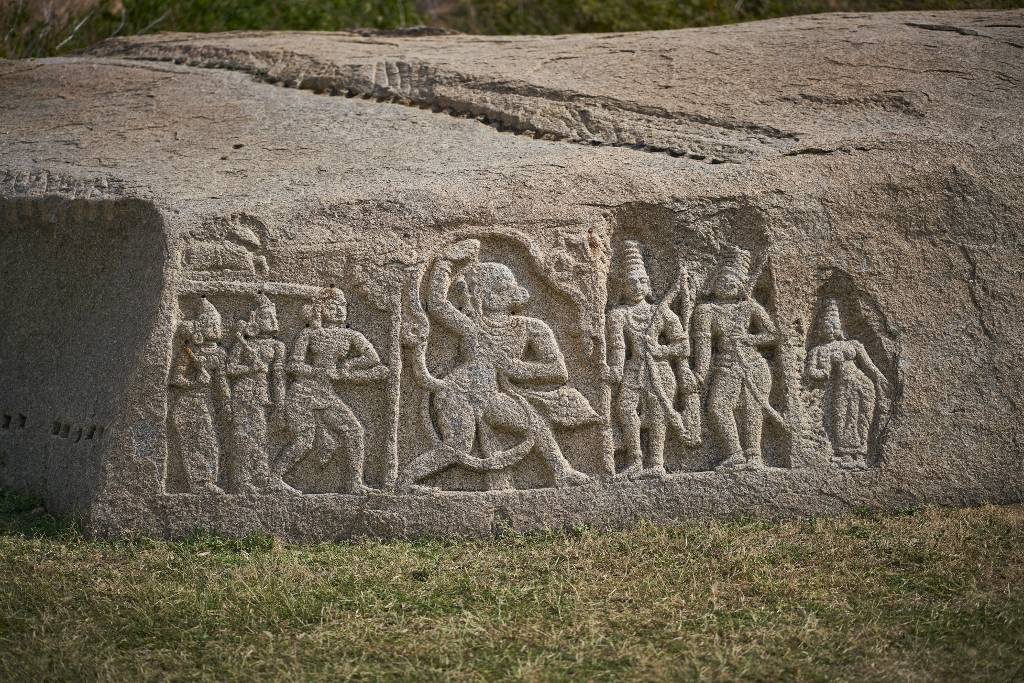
[693,246,783,470]
[168,297,231,494]
[226,293,286,493]
[183,221,269,276]
[273,286,388,494]
[806,299,889,470]
[606,241,701,479]
[401,239,597,491]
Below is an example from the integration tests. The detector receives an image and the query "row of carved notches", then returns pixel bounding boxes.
[50,419,107,445]
[1,413,27,431]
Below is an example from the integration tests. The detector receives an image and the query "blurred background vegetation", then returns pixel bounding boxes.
[3,0,1023,59]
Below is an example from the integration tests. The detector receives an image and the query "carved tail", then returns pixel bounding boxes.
[402,264,445,393]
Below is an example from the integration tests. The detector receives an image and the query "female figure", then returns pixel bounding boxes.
[806,299,889,470]
[227,292,286,493]
[168,297,231,494]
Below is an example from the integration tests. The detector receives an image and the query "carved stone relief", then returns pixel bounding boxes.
[399,238,599,492]
[804,298,892,470]
[163,216,897,497]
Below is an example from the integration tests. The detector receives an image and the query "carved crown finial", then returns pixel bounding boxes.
[622,240,648,278]
[718,244,752,282]
[197,297,221,327]
[254,291,275,314]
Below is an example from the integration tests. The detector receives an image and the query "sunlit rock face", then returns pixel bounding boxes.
[1,10,1022,540]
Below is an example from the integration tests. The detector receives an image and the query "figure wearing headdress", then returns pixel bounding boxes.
[168,297,231,494]
[605,241,701,479]
[692,245,781,470]
[273,286,388,494]
[399,239,596,491]
[226,292,287,492]
[805,299,889,470]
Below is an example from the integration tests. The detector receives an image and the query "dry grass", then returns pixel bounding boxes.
[1,492,1022,681]
[4,0,1024,59]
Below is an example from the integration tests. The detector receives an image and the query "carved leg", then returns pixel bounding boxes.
[320,402,369,494]
[679,390,703,448]
[231,403,267,494]
[640,397,667,479]
[398,390,475,491]
[737,383,767,468]
[535,423,589,487]
[481,392,531,491]
[708,372,745,469]
[272,405,316,493]
[172,395,224,494]
[614,386,643,478]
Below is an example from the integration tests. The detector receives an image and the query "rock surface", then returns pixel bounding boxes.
[1,10,1022,540]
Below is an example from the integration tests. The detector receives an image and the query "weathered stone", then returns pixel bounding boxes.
[1,10,1022,540]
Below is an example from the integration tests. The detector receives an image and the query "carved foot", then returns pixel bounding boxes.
[556,470,591,487]
[271,477,303,495]
[616,462,643,480]
[835,454,868,471]
[344,482,372,495]
[406,483,441,495]
[715,452,747,471]
[637,465,667,480]
[202,482,226,495]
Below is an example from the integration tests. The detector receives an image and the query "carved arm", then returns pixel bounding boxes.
[650,308,690,360]
[605,309,626,382]
[505,321,568,385]
[287,328,315,379]
[804,345,832,381]
[692,305,713,385]
[427,252,476,337]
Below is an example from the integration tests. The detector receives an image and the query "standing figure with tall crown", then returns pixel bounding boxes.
[692,246,782,470]
[227,292,287,493]
[805,299,889,470]
[606,241,701,479]
[168,297,232,494]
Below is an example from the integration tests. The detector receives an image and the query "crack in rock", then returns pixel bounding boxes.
[959,244,997,341]
[905,21,1024,49]
[88,41,804,164]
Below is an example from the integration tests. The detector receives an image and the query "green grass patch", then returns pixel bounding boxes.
[4,0,1024,59]
[0,501,1022,680]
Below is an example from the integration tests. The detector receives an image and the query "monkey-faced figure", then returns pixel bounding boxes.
[401,240,594,491]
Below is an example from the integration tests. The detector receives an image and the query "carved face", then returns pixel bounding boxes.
[713,272,744,299]
[824,313,844,340]
[625,271,652,301]
[256,305,279,334]
[477,262,529,312]
[321,295,347,325]
[197,314,222,342]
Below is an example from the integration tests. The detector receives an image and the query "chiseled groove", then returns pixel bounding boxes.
[90,41,797,164]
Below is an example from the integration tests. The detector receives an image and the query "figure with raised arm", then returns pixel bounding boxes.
[400,239,597,491]
[273,286,388,494]
[606,241,701,479]
[692,246,783,470]
[805,299,889,470]
[168,297,231,494]
[227,292,286,493]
